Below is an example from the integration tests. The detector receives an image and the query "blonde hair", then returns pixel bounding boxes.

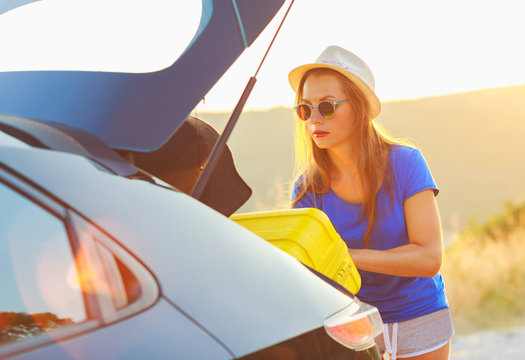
[291,68,410,248]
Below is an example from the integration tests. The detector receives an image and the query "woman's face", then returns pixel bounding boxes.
[301,73,358,151]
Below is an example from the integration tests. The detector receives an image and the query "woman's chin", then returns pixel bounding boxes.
[312,138,331,149]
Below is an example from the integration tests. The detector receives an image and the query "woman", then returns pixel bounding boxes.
[289,46,454,360]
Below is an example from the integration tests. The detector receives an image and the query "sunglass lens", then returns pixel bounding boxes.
[295,104,311,121]
[319,101,335,118]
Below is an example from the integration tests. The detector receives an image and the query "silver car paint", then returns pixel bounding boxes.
[0,145,354,357]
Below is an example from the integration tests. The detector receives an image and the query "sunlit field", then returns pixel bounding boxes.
[442,202,525,334]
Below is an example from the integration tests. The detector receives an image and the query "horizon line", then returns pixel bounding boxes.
[197,82,525,114]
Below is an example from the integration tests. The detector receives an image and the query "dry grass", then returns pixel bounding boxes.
[442,227,525,334]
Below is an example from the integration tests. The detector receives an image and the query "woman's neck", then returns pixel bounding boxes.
[327,143,359,180]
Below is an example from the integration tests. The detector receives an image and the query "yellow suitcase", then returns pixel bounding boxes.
[231,208,361,294]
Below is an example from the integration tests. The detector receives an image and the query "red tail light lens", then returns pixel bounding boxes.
[324,300,383,351]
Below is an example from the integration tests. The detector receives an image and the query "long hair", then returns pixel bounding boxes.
[291,68,409,248]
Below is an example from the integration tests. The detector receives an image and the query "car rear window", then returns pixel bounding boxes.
[0,0,203,73]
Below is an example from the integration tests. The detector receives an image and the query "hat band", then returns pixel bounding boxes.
[317,59,371,90]
[318,59,350,71]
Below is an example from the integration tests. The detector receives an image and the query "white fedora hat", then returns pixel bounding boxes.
[288,45,381,118]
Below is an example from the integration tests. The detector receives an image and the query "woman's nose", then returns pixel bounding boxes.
[309,108,324,123]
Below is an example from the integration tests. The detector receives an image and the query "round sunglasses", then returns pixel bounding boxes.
[293,99,348,121]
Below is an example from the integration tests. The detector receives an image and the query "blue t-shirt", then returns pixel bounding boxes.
[292,145,449,323]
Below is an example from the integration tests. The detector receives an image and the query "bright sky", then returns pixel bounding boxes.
[1,0,524,113]
[197,0,525,112]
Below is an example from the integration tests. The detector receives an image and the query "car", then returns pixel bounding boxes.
[0,1,383,359]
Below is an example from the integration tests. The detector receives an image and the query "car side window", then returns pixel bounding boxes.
[0,182,87,348]
[67,212,159,324]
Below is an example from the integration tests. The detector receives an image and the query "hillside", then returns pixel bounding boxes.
[198,83,525,239]
[197,107,296,211]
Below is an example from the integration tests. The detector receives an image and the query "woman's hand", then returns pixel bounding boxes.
[348,189,442,277]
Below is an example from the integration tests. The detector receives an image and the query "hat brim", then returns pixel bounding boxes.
[288,63,381,119]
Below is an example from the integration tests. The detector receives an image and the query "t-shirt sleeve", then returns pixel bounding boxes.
[396,147,439,200]
[291,180,315,208]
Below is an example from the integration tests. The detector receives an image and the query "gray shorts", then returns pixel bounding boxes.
[375,308,454,359]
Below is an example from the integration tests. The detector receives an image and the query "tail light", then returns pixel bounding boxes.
[324,299,383,351]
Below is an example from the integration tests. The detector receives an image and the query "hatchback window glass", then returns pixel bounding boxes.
[0,182,86,347]
[0,0,203,73]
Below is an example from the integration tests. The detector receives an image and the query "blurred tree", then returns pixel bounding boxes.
[0,311,74,345]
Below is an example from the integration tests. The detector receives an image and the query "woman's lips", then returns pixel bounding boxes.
[313,130,329,138]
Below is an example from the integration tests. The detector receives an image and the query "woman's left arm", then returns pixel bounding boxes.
[348,189,443,277]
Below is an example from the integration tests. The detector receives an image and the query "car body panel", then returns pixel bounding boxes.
[0,144,354,357]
